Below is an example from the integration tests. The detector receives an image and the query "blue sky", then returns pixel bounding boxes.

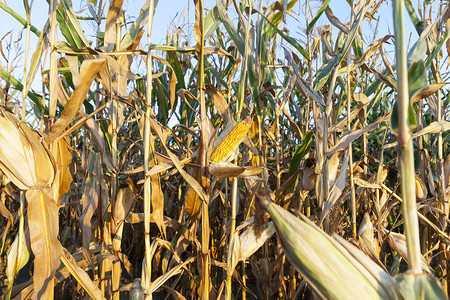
[0,0,422,93]
[0,0,419,49]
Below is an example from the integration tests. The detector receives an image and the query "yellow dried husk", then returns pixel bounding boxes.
[386,231,433,275]
[415,174,427,201]
[210,117,251,163]
[0,109,56,190]
[227,221,275,277]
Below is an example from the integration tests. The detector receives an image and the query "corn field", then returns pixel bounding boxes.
[0,0,450,298]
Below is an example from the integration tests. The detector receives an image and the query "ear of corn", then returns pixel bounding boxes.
[395,273,446,299]
[262,197,403,300]
[210,117,251,163]
[0,108,55,190]
[386,231,433,275]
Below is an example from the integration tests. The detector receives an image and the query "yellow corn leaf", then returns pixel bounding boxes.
[104,0,125,51]
[50,137,72,202]
[185,187,201,220]
[60,248,106,300]
[26,188,62,299]
[80,153,100,265]
[209,162,263,178]
[151,173,166,238]
[44,58,106,145]
[113,185,134,252]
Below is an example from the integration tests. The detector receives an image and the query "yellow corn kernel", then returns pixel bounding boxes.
[210,117,251,163]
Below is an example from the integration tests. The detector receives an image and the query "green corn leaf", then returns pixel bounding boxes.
[306,0,331,34]
[289,131,313,176]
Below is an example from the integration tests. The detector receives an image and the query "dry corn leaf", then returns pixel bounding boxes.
[302,158,316,191]
[150,173,166,238]
[0,197,13,224]
[51,137,72,202]
[353,93,370,105]
[327,113,390,158]
[354,178,381,189]
[185,187,201,220]
[206,86,233,125]
[209,162,263,178]
[321,150,349,224]
[84,118,114,170]
[113,186,134,252]
[44,58,106,145]
[60,248,105,300]
[384,120,450,150]
[411,83,449,103]
[445,153,450,188]
[227,231,241,277]
[148,257,195,293]
[67,55,79,87]
[26,188,62,299]
[103,0,125,51]
[149,117,208,203]
[79,153,100,265]
[386,231,433,275]
[327,152,340,186]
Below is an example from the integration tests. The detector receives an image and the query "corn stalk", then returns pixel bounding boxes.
[393,0,421,274]
[143,0,155,298]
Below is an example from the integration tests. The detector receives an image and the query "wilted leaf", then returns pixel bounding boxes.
[148,257,195,293]
[26,188,62,299]
[51,137,72,202]
[60,248,106,300]
[411,83,449,103]
[354,93,371,105]
[302,158,316,191]
[184,187,201,220]
[79,153,100,264]
[7,226,30,284]
[321,150,349,224]
[103,0,124,51]
[150,173,166,238]
[44,58,106,145]
[113,185,134,252]
[328,113,390,157]
[209,162,263,178]
[386,231,433,274]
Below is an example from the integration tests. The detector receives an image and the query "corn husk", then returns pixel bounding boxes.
[0,108,56,190]
[263,199,402,300]
[210,117,251,163]
[414,174,427,201]
[395,273,445,299]
[227,221,275,277]
[386,231,433,275]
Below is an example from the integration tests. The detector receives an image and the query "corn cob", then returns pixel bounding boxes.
[210,117,251,163]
